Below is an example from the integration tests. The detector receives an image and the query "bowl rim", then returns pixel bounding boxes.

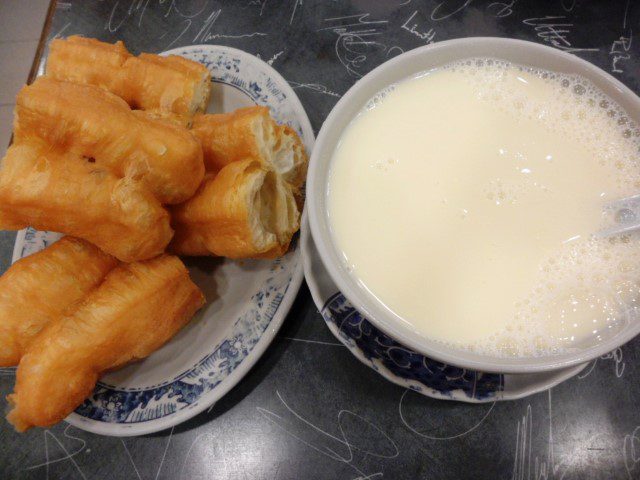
[307,36,640,374]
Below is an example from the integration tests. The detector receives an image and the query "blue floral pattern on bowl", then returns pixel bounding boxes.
[321,292,504,401]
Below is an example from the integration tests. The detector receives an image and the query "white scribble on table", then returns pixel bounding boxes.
[248,0,268,17]
[623,426,640,480]
[206,32,267,40]
[25,425,87,480]
[352,474,383,480]
[287,80,341,97]
[290,0,303,25]
[267,50,284,65]
[560,0,577,12]
[161,0,209,20]
[179,432,229,480]
[165,18,192,49]
[401,11,436,44]
[386,46,405,57]
[0,367,15,376]
[193,8,267,43]
[577,347,626,379]
[431,0,474,21]
[155,425,175,480]
[120,425,175,480]
[611,35,633,73]
[318,14,389,78]
[105,0,208,39]
[280,335,345,345]
[318,14,388,32]
[258,390,398,479]
[610,0,633,74]
[523,16,599,53]
[398,389,496,440]
[137,0,151,28]
[511,390,567,480]
[158,0,219,50]
[487,0,517,18]
[121,439,143,480]
[621,0,631,40]
[106,0,156,33]
[52,22,72,39]
[107,0,127,33]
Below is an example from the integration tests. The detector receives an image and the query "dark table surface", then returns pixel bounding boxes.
[2,1,640,479]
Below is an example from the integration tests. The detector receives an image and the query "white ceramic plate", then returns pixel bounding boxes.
[11,44,314,436]
[302,215,587,403]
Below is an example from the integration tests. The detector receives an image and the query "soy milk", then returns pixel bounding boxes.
[327,59,640,356]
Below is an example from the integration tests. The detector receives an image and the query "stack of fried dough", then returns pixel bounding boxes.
[0,36,308,431]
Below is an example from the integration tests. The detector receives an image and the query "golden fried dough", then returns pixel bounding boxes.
[47,36,131,95]
[170,159,299,258]
[46,35,211,115]
[14,77,204,204]
[7,255,205,432]
[124,53,211,114]
[191,107,308,192]
[168,220,209,256]
[273,124,308,195]
[138,109,193,129]
[0,237,117,367]
[192,107,276,172]
[0,143,173,262]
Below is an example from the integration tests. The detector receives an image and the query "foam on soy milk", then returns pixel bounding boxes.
[444,58,640,191]
[327,58,640,357]
[484,235,640,356]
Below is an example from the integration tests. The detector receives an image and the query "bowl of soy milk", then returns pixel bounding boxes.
[307,38,640,373]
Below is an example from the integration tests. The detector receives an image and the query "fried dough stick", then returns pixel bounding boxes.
[0,237,118,367]
[47,35,211,116]
[124,53,211,115]
[274,124,308,195]
[46,36,131,96]
[15,78,204,204]
[0,143,173,262]
[191,107,308,197]
[191,107,277,172]
[7,255,205,432]
[170,159,300,258]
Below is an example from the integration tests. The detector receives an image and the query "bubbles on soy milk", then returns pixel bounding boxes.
[439,58,640,190]
[365,84,397,111]
[465,234,640,358]
[541,236,640,348]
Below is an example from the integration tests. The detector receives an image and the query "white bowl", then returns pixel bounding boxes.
[307,37,640,374]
